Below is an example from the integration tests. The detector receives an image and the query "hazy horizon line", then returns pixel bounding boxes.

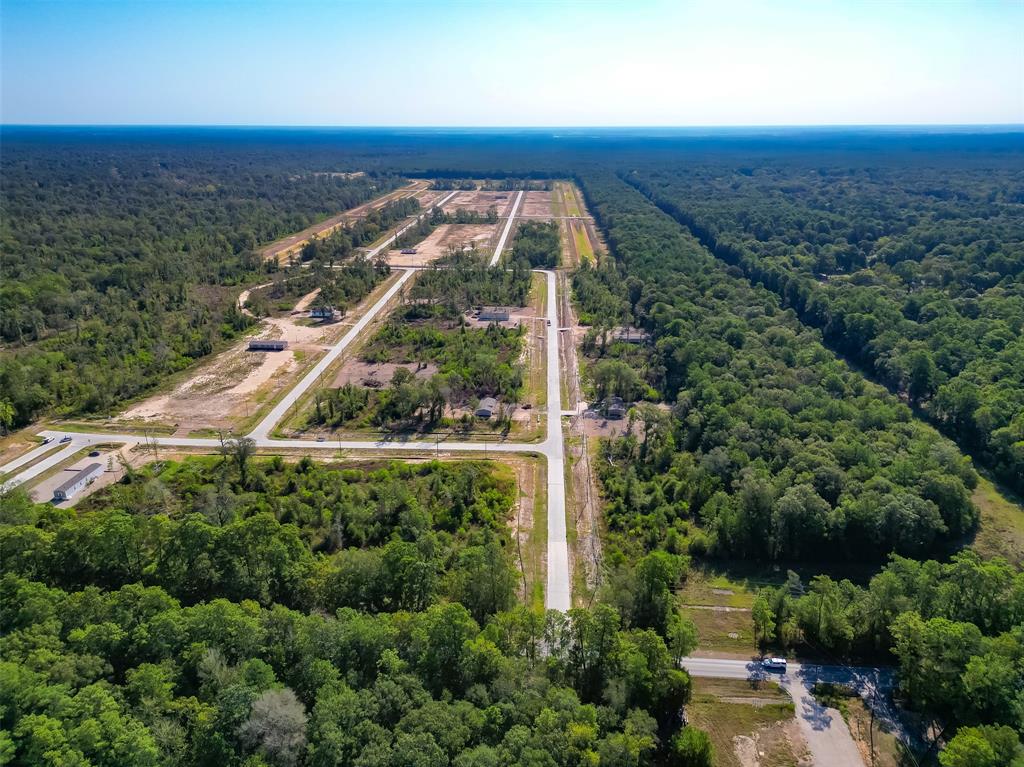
[4,123,1023,131]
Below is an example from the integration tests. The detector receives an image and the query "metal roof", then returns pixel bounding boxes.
[54,463,103,495]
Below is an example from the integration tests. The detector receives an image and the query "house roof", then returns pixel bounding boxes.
[54,463,102,495]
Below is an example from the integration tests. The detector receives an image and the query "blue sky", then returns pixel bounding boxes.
[1,0,1021,126]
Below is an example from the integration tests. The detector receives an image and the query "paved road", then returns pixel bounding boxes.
[489,190,524,266]
[1,442,79,489]
[682,656,903,767]
[0,440,63,479]
[0,266,572,614]
[539,269,570,611]
[364,190,460,260]
[247,269,417,440]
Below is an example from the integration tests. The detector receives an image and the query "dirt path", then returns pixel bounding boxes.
[261,180,428,264]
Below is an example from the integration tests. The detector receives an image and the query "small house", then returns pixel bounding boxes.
[605,396,626,420]
[475,397,498,419]
[610,326,650,344]
[248,339,288,352]
[53,463,103,501]
[479,307,511,322]
[311,307,339,321]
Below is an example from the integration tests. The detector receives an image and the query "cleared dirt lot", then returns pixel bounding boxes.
[331,360,439,388]
[387,223,498,265]
[113,278,401,436]
[519,190,554,218]
[442,190,515,216]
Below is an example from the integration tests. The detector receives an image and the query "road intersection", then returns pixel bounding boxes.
[1,258,572,611]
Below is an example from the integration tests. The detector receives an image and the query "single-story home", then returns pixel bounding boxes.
[478,307,512,322]
[475,397,498,419]
[249,339,288,352]
[54,463,103,501]
[605,396,627,420]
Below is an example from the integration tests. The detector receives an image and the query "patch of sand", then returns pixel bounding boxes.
[519,191,554,218]
[442,191,514,217]
[388,223,498,265]
[331,361,439,388]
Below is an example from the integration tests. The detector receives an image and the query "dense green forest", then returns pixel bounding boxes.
[0,456,700,766]
[510,222,560,268]
[245,257,391,318]
[623,165,1024,494]
[573,167,1024,758]
[574,172,980,564]
[0,145,402,429]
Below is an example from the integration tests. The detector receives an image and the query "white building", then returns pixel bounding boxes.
[53,463,103,501]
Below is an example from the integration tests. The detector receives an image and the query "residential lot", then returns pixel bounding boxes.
[386,223,498,265]
[442,190,515,216]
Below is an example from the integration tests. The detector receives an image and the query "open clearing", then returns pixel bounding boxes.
[442,190,515,216]
[970,475,1024,564]
[687,678,808,767]
[519,190,554,218]
[112,276,401,436]
[386,223,498,265]
[330,360,439,388]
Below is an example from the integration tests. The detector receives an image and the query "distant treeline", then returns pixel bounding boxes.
[623,164,1024,494]
[0,144,401,428]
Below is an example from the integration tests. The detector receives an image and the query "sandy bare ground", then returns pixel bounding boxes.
[413,190,446,208]
[386,223,498,266]
[330,360,439,388]
[519,191,554,218]
[442,190,514,216]
[117,289,343,433]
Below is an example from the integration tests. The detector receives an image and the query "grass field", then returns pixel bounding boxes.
[686,678,800,767]
[680,569,772,655]
[572,220,594,263]
[970,475,1024,564]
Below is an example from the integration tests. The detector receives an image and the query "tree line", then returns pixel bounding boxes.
[0,145,402,430]
[623,164,1024,495]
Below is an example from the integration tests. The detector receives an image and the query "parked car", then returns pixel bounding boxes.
[761,657,788,672]
[89,450,100,457]
[59,435,72,444]
[42,437,53,445]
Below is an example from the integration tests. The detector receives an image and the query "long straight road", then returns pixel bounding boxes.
[540,268,570,611]
[489,190,524,266]
[1,265,572,614]
[247,269,416,440]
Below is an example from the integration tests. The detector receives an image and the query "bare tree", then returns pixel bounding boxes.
[239,688,307,767]
[219,434,256,486]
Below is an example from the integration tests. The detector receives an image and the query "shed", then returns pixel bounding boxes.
[249,339,288,352]
[478,307,511,322]
[53,463,103,501]
[475,397,498,419]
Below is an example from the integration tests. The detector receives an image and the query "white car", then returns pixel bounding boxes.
[761,657,788,672]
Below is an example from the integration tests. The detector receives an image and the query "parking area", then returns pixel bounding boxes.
[29,447,126,506]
